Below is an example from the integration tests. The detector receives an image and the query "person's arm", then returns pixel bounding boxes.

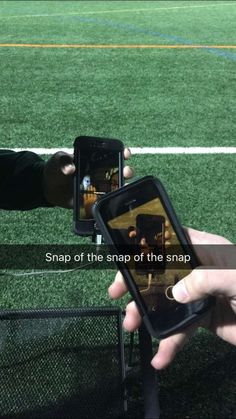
[0,148,133,210]
[0,150,51,210]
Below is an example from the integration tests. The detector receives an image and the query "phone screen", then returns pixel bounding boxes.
[78,149,120,220]
[107,196,192,317]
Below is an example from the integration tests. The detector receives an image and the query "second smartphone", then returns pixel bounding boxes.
[73,136,124,236]
[93,176,213,339]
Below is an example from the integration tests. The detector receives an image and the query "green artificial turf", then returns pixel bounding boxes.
[0,1,235,418]
[0,1,235,148]
[158,330,236,418]
[0,47,235,148]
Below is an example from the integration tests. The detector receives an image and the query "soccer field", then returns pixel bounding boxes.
[0,1,236,417]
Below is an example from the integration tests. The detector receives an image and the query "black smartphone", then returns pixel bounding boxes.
[93,176,213,339]
[73,136,124,236]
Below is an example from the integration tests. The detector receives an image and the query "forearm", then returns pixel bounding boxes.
[0,150,52,210]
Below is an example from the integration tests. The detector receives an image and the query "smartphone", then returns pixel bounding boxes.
[74,136,124,236]
[93,176,213,339]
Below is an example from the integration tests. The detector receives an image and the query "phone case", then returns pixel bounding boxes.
[93,176,214,339]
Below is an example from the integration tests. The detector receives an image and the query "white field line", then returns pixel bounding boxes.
[0,3,235,19]
[6,147,236,155]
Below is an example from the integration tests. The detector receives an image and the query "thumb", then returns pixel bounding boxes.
[45,152,75,176]
[172,268,236,303]
[58,154,75,175]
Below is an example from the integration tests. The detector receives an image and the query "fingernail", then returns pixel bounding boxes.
[172,280,188,302]
[151,356,163,370]
[108,283,114,295]
[151,358,158,369]
[63,164,74,175]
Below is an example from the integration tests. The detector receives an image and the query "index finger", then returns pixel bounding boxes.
[124,148,131,160]
[108,271,128,299]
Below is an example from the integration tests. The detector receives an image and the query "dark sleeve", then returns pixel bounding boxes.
[0,150,53,210]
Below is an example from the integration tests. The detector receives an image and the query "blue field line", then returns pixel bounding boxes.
[205,47,236,61]
[75,16,193,44]
[70,15,236,62]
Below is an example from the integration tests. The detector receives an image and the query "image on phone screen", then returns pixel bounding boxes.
[107,196,191,315]
[135,214,165,275]
[78,149,120,219]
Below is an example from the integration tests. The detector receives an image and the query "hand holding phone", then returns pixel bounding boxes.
[112,227,236,370]
[73,136,124,236]
[93,176,214,339]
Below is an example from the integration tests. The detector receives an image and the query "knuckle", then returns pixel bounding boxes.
[192,268,208,294]
[53,151,66,159]
[197,230,210,244]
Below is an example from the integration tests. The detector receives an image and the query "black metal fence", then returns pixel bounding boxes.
[0,307,126,419]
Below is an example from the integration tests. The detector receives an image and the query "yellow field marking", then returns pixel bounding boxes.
[0,2,235,19]
[0,44,235,49]
[0,43,235,49]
